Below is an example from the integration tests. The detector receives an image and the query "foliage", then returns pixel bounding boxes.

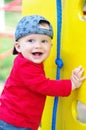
[5,0,12,3]
[0,3,21,82]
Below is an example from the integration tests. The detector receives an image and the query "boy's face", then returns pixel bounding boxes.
[15,34,52,64]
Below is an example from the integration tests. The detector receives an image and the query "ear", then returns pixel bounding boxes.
[14,41,21,53]
[51,42,53,47]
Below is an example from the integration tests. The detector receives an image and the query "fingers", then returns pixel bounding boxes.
[72,66,83,75]
[71,76,81,90]
[76,68,84,79]
[72,74,80,81]
[72,66,85,78]
[71,66,86,90]
[80,76,86,81]
[78,68,84,77]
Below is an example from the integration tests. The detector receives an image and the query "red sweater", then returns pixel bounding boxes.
[0,53,72,130]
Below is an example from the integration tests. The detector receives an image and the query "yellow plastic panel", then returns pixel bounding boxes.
[57,0,86,130]
[22,0,57,130]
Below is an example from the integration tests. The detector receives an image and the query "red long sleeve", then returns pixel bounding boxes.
[0,54,72,130]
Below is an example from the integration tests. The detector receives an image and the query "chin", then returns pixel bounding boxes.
[34,61,42,64]
[32,60,43,64]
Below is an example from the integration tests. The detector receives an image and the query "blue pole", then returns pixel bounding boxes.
[51,0,63,130]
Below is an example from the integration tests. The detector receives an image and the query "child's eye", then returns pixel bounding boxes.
[27,39,33,42]
[41,40,48,43]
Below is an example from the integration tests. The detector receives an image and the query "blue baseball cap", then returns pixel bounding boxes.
[13,15,53,54]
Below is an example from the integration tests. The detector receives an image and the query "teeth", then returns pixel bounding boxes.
[32,52,42,55]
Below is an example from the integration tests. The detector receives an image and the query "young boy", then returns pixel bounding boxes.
[0,15,85,130]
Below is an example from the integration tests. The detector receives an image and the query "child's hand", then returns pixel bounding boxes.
[71,66,86,90]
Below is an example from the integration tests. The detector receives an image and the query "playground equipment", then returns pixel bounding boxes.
[22,0,86,130]
[57,0,86,130]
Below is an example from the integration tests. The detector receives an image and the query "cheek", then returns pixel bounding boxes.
[46,46,52,55]
[48,45,52,52]
[21,44,29,51]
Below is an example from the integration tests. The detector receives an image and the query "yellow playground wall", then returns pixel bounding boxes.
[57,0,86,130]
[22,0,86,130]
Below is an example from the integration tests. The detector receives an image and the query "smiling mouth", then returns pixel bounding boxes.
[32,52,43,56]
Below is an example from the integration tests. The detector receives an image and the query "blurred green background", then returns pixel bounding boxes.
[0,0,22,82]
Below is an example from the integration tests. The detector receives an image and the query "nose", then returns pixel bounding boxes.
[35,42,41,48]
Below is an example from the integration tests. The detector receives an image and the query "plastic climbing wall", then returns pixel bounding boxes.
[22,0,86,130]
[57,0,86,130]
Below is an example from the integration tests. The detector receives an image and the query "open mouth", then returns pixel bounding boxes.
[32,52,43,56]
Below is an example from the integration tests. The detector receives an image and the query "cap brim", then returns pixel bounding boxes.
[13,47,18,55]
